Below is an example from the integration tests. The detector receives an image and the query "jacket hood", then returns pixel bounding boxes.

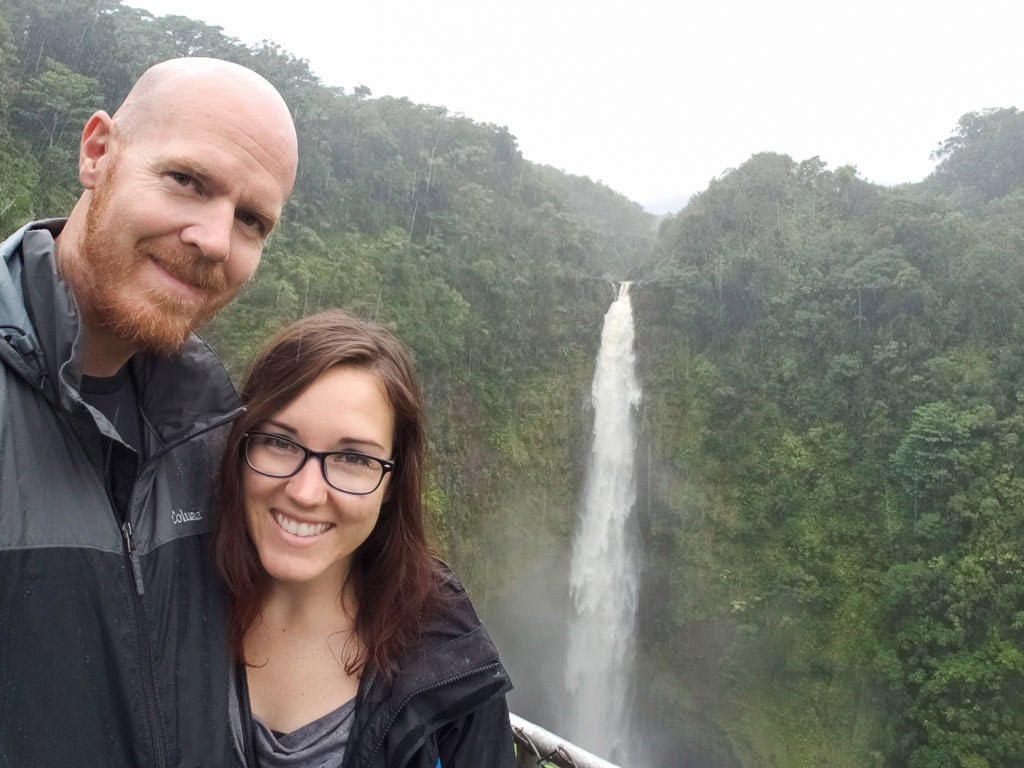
[0,219,69,396]
[0,219,241,443]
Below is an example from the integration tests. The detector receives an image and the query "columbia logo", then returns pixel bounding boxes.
[170,508,204,525]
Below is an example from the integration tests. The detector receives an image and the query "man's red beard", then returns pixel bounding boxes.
[73,164,234,356]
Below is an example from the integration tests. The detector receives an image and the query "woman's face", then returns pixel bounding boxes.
[242,365,395,591]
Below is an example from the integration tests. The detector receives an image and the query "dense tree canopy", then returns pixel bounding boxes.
[640,120,1024,767]
[930,107,1024,203]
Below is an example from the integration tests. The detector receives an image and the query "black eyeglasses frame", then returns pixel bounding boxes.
[243,431,395,495]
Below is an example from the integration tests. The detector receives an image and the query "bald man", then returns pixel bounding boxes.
[0,58,298,766]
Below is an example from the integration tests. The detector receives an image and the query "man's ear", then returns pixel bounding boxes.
[79,111,114,189]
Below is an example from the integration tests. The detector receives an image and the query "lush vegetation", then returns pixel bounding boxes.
[639,129,1024,766]
[2,2,1022,766]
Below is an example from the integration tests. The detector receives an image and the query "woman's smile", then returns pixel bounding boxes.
[272,510,334,538]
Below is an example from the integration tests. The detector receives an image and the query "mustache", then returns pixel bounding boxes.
[144,244,229,293]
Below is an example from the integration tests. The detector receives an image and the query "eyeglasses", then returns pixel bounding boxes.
[243,432,395,495]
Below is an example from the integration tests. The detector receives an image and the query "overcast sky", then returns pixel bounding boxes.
[131,0,1021,213]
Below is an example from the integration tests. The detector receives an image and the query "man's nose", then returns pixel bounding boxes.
[180,202,234,261]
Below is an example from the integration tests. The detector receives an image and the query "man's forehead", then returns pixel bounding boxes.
[114,67,298,194]
[132,122,291,203]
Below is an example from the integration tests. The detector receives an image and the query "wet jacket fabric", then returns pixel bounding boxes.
[236,572,516,768]
[0,220,240,767]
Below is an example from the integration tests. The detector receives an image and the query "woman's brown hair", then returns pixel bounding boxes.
[214,309,439,675]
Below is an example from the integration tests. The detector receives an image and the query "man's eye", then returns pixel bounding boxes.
[237,210,265,233]
[169,172,193,187]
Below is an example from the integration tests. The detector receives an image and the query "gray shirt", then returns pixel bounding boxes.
[229,664,355,768]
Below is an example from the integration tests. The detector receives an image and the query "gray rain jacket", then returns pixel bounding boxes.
[0,220,240,767]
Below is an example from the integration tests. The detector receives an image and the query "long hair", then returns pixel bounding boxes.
[215,309,440,675]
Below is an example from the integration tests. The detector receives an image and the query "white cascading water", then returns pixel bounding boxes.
[564,281,642,762]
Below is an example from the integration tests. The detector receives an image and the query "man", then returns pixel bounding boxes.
[0,58,298,766]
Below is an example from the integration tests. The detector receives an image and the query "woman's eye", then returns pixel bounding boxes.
[259,435,298,453]
[332,452,373,468]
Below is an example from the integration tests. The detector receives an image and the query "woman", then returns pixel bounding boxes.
[215,309,515,768]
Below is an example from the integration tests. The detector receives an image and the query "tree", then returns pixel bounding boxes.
[930,108,1024,201]
[10,58,100,151]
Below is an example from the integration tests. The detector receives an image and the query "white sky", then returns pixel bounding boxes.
[131,0,1022,213]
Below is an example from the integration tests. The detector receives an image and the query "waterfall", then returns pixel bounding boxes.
[564,281,642,762]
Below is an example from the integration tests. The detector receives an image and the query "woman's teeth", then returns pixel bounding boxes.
[274,512,332,537]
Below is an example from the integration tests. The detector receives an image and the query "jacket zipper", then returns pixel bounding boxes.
[89,427,169,768]
[122,521,145,595]
[236,662,261,768]
[144,407,243,464]
[339,669,377,768]
[120,517,167,768]
[108,408,244,768]
[362,661,503,767]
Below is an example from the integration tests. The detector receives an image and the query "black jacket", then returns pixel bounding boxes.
[0,220,240,766]
[236,573,516,768]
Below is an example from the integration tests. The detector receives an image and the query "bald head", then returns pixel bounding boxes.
[110,58,298,193]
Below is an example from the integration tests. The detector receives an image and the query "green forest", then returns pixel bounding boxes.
[1,2,1023,767]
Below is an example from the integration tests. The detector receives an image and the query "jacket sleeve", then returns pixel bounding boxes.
[436,695,517,768]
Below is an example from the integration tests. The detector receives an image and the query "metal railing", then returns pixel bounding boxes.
[511,713,622,768]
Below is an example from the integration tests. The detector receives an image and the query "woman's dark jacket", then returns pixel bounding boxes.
[237,573,516,768]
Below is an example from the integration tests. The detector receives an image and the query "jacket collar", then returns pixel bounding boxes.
[0,219,241,443]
